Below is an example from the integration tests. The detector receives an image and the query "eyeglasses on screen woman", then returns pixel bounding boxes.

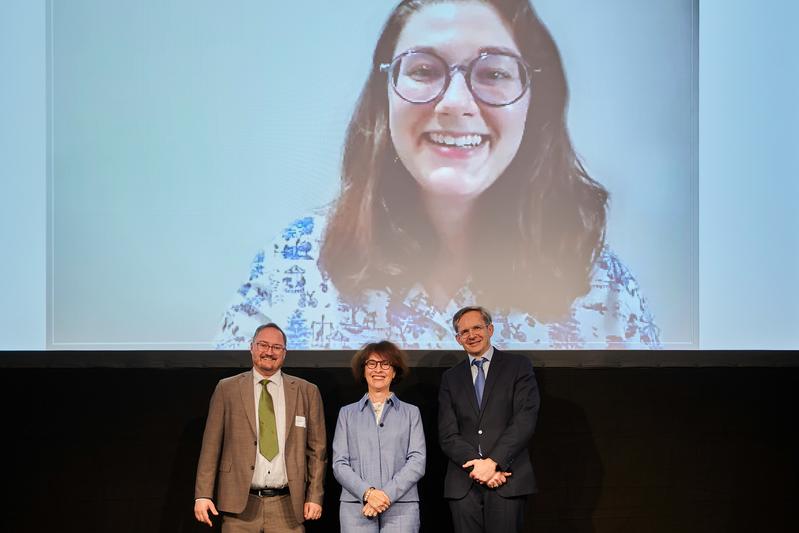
[380,50,536,107]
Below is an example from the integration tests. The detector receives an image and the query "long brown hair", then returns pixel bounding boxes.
[319,0,608,321]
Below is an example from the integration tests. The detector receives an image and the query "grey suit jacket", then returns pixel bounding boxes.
[438,349,540,498]
[195,370,327,522]
[332,393,426,503]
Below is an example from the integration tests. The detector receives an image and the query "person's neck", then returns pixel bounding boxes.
[368,388,391,404]
[469,347,491,360]
[254,367,278,379]
[421,193,475,306]
[422,193,474,260]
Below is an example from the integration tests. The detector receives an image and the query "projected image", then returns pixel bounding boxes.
[216,0,667,350]
[48,0,696,350]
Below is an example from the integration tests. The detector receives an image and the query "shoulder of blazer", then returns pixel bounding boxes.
[443,358,469,378]
[389,394,415,412]
[338,400,361,417]
[492,349,534,374]
[218,370,252,388]
[281,372,322,399]
[281,371,317,388]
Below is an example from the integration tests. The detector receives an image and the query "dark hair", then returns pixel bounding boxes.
[251,322,288,347]
[320,0,608,321]
[452,306,493,333]
[351,340,410,385]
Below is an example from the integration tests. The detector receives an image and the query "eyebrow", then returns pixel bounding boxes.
[479,45,520,56]
[400,45,521,60]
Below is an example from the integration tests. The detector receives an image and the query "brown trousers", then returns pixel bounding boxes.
[222,493,303,533]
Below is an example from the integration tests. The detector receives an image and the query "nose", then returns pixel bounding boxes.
[435,71,479,116]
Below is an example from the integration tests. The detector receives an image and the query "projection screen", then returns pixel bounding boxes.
[3,0,797,360]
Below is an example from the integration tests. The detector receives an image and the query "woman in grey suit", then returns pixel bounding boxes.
[333,341,426,532]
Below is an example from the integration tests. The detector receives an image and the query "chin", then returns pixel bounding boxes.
[421,166,497,197]
[419,177,486,200]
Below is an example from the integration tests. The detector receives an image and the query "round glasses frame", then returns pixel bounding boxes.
[365,360,393,370]
[380,50,537,107]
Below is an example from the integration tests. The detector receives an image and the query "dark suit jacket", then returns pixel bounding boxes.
[438,348,540,499]
[194,370,327,523]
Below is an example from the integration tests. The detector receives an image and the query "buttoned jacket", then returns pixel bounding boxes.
[438,348,540,498]
[332,393,426,503]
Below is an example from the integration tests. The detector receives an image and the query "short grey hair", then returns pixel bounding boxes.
[452,306,493,333]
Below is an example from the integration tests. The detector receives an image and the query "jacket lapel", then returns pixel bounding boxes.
[459,359,480,415]
[283,373,299,445]
[240,372,257,437]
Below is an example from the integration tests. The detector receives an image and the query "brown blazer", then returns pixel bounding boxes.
[194,370,327,523]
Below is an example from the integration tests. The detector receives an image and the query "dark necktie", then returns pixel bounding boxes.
[473,358,486,407]
[259,379,279,461]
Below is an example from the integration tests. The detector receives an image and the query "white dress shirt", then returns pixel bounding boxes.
[468,345,494,383]
[251,368,288,488]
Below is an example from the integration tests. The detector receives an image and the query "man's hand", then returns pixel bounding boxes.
[366,488,391,514]
[304,502,323,521]
[486,470,512,489]
[362,503,380,518]
[194,498,219,527]
[462,458,498,483]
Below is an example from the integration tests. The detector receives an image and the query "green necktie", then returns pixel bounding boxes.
[259,379,279,461]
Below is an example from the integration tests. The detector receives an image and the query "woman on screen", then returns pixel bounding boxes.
[332,341,425,532]
[216,0,660,350]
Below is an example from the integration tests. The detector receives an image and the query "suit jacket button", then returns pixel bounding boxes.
[250,465,255,470]
[478,430,483,435]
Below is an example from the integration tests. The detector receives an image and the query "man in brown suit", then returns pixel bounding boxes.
[194,322,327,532]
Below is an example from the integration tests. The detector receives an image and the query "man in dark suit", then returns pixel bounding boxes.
[194,322,327,532]
[438,306,541,533]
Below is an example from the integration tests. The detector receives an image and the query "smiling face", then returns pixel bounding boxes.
[364,353,396,394]
[455,309,494,358]
[250,327,287,377]
[388,1,530,201]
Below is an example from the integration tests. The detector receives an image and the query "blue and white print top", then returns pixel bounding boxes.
[216,210,660,350]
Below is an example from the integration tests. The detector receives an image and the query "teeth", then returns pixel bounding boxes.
[429,132,484,147]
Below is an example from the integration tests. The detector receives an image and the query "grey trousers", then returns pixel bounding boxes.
[338,501,420,533]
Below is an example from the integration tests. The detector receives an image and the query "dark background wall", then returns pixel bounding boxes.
[1,364,797,533]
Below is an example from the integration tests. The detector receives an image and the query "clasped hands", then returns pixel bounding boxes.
[462,457,512,489]
[362,488,391,518]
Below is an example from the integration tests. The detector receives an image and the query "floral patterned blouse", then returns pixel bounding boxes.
[216,211,660,350]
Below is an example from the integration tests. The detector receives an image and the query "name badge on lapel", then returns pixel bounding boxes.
[295,415,306,428]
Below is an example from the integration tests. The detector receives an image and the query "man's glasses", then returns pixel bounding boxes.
[456,324,489,338]
[365,360,393,370]
[380,50,534,107]
[253,341,285,353]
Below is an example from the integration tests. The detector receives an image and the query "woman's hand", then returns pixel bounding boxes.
[366,488,391,513]
[362,503,380,518]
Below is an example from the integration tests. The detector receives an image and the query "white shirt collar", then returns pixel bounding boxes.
[358,392,396,410]
[468,345,494,366]
[253,368,283,386]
